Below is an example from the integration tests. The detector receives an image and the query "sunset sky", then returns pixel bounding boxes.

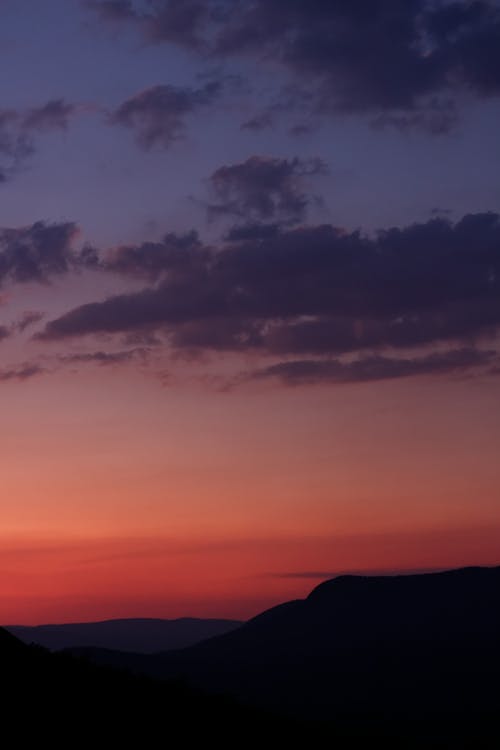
[1,0,500,624]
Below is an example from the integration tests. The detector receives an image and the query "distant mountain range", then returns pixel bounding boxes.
[65,566,500,732]
[5,617,241,653]
[2,566,500,745]
[0,619,303,744]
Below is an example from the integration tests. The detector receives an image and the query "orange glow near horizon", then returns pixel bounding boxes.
[2,525,500,624]
[1,368,500,624]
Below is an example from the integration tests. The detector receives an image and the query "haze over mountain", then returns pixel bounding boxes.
[5,617,241,653]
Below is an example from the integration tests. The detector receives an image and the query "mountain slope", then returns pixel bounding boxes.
[72,566,500,733]
[5,617,241,653]
[0,626,317,745]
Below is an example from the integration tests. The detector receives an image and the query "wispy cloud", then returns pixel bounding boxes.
[87,0,500,133]
[0,363,45,382]
[109,81,222,149]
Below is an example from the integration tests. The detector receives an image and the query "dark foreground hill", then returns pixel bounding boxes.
[0,626,323,746]
[5,617,241,653]
[71,566,500,745]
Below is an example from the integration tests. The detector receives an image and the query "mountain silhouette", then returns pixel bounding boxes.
[69,566,500,742]
[0,624,319,745]
[5,617,241,653]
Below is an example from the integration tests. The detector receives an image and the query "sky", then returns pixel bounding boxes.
[1,0,500,624]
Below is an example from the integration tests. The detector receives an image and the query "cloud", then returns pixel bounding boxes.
[12,311,45,333]
[220,1,500,117]
[88,0,500,131]
[427,0,500,96]
[271,571,343,580]
[87,0,225,49]
[109,81,221,149]
[240,86,316,135]
[0,110,34,181]
[224,223,281,242]
[102,230,208,280]
[246,348,497,386]
[22,99,77,132]
[370,98,459,135]
[0,99,78,181]
[85,0,137,22]
[58,348,149,366]
[270,566,451,579]
[0,349,149,388]
[38,285,193,339]
[38,212,500,383]
[241,111,274,132]
[143,0,219,49]
[0,363,45,382]
[207,156,327,224]
[2,311,46,339]
[0,349,149,387]
[0,220,79,286]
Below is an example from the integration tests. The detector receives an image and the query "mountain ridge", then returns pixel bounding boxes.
[5,616,242,653]
[3,565,500,744]
[66,565,500,721]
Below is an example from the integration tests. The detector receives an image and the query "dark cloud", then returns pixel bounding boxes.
[222,0,500,116]
[85,0,137,22]
[271,567,447,578]
[89,0,500,131]
[58,348,149,366]
[170,316,263,352]
[39,212,500,378]
[6,310,45,339]
[224,223,281,242]
[109,82,221,149]
[370,98,459,135]
[22,99,77,132]
[240,86,316,134]
[0,110,34,181]
[38,285,199,339]
[0,221,79,286]
[289,123,315,137]
[431,207,453,216]
[0,349,149,387]
[207,156,327,224]
[102,230,208,280]
[77,243,101,269]
[427,0,500,95]
[0,99,78,181]
[241,112,274,132]
[215,1,442,112]
[271,571,342,580]
[12,311,45,334]
[0,363,45,382]
[93,0,230,49]
[143,0,219,49]
[0,325,10,341]
[247,348,497,386]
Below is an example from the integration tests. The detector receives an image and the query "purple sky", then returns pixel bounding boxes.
[1,0,500,622]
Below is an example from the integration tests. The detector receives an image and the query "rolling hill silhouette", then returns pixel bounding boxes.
[6,617,241,653]
[0,624,316,745]
[69,566,500,741]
